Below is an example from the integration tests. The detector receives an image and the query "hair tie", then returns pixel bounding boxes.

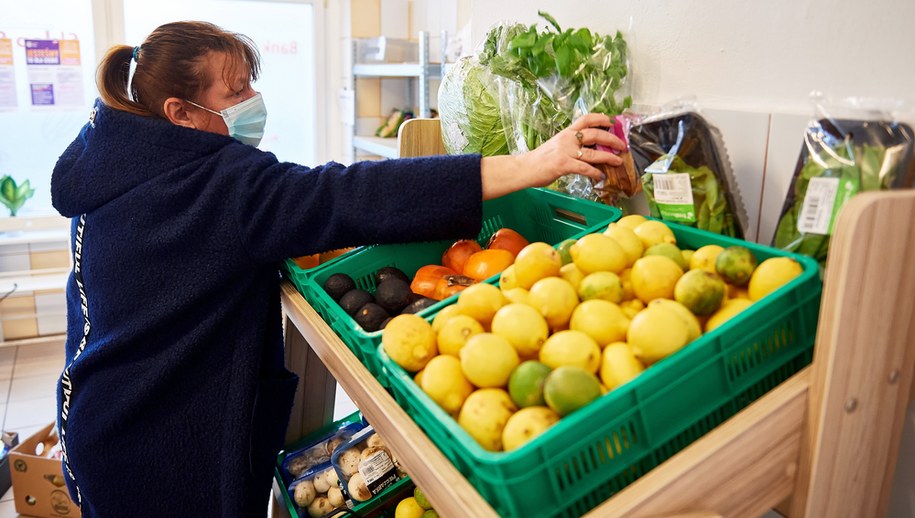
[132,46,141,62]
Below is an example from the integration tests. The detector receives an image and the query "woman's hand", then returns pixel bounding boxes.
[480,113,626,200]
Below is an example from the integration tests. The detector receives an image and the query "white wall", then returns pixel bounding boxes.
[466,0,915,115]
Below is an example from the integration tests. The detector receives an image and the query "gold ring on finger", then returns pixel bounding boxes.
[574,130,584,145]
[576,147,583,159]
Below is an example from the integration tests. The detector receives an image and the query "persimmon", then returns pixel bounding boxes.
[292,254,320,269]
[486,228,529,257]
[463,249,516,281]
[319,247,356,264]
[410,265,458,299]
[433,274,476,300]
[442,239,482,274]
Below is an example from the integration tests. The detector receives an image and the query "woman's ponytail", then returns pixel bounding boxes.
[96,45,150,116]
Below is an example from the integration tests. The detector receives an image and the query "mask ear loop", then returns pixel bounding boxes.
[127,46,140,102]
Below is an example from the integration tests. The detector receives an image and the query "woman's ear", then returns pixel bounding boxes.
[163,98,197,128]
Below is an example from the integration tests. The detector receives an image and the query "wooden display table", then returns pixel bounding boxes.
[277,190,915,517]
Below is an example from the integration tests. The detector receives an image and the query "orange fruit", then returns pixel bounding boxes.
[463,249,516,281]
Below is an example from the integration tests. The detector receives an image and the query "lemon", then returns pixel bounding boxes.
[705,298,753,332]
[502,406,560,451]
[420,355,474,414]
[619,268,635,301]
[627,305,690,364]
[616,214,648,230]
[727,283,750,300]
[543,366,602,416]
[648,299,702,341]
[456,283,504,328]
[457,388,517,451]
[681,249,695,267]
[539,330,601,374]
[558,262,585,291]
[436,314,485,357]
[690,244,725,273]
[630,255,684,303]
[460,333,520,388]
[570,233,627,274]
[414,369,424,385]
[633,220,677,249]
[600,342,645,390]
[431,304,461,334]
[748,257,803,301]
[502,287,530,305]
[577,271,624,303]
[499,264,519,291]
[395,497,426,518]
[619,298,645,320]
[715,246,758,286]
[527,277,579,331]
[382,314,438,372]
[513,242,563,290]
[569,299,629,346]
[674,269,726,316]
[643,242,687,270]
[490,303,549,357]
[603,223,644,267]
[507,360,551,408]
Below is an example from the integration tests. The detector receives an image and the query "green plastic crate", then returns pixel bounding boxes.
[306,188,621,379]
[274,411,414,518]
[377,221,822,518]
[283,247,363,306]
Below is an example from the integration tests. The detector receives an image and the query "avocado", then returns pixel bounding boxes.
[374,278,413,314]
[400,296,437,315]
[354,303,390,332]
[324,273,357,302]
[379,316,393,330]
[339,289,373,316]
[374,266,410,285]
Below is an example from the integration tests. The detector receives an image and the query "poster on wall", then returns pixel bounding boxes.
[24,38,84,110]
[0,36,15,110]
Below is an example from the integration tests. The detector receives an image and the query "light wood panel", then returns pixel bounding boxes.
[397,117,446,157]
[791,190,915,518]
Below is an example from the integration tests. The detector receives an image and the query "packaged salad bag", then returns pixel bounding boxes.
[628,100,749,238]
[772,93,915,265]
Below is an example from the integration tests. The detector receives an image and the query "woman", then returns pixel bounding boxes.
[52,21,623,517]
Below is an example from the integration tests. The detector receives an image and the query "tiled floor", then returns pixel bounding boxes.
[0,339,66,518]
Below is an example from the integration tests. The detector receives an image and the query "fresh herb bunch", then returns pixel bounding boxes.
[0,175,35,217]
[482,12,631,152]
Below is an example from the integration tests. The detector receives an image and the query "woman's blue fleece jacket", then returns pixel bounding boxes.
[51,100,483,517]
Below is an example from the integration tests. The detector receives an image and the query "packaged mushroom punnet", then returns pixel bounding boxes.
[288,462,347,518]
[331,426,405,505]
[280,420,367,483]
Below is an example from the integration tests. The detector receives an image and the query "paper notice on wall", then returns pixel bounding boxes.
[0,37,15,110]
[25,39,84,110]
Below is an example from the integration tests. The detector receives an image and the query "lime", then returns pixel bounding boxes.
[414,487,433,510]
[715,246,758,286]
[674,269,726,316]
[543,366,602,416]
[556,238,576,265]
[507,360,552,408]
[643,242,687,270]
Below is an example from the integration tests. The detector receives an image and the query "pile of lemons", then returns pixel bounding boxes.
[381,216,804,453]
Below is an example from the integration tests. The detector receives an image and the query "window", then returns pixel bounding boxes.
[0,0,97,215]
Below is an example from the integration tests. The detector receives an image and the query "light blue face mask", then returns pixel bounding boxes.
[186,92,267,147]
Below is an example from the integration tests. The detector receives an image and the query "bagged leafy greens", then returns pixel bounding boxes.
[439,55,510,156]
[628,103,749,238]
[772,94,914,265]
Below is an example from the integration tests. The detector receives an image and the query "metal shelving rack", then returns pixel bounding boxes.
[350,31,445,160]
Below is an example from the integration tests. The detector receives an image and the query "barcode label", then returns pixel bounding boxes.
[653,173,694,205]
[797,177,839,235]
[358,449,396,490]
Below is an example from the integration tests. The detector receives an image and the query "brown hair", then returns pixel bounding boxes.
[97,21,261,118]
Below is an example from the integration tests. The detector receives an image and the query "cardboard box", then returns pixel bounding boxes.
[9,423,81,517]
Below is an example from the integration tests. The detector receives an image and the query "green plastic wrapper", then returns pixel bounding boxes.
[628,105,748,239]
[772,95,915,266]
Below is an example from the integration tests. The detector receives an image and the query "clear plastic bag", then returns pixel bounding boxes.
[628,99,749,238]
[438,55,510,156]
[331,427,403,504]
[772,92,914,265]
